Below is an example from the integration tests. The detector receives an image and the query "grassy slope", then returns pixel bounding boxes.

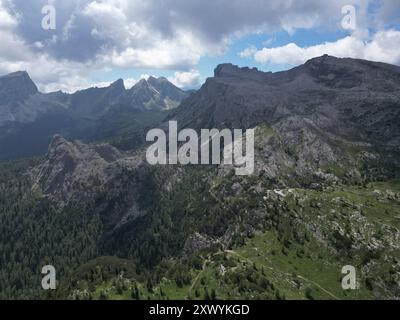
[69,181,400,300]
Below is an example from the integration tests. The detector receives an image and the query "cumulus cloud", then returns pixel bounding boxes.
[167,69,201,88]
[0,0,399,91]
[109,31,206,70]
[245,30,400,66]
[0,0,17,29]
[239,46,257,58]
[2,0,356,66]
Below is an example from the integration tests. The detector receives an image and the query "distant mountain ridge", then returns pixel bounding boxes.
[0,72,190,160]
[0,72,188,125]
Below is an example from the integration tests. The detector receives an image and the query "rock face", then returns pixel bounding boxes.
[31,135,123,203]
[30,135,153,230]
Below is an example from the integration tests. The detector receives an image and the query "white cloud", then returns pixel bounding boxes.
[167,69,201,88]
[0,1,17,29]
[109,30,207,70]
[1,0,399,92]
[239,46,257,58]
[123,78,137,90]
[246,30,400,66]
[3,0,359,68]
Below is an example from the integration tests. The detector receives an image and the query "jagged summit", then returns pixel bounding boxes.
[2,70,30,78]
[0,70,38,103]
[147,76,160,83]
[109,78,125,90]
[49,133,68,147]
[134,78,150,87]
[147,76,171,86]
[126,76,188,111]
[214,63,260,78]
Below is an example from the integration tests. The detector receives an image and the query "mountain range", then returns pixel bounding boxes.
[0,72,190,160]
[0,55,399,300]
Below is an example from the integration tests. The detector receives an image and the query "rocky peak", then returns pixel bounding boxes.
[47,134,73,156]
[148,76,187,101]
[0,71,39,103]
[146,76,159,83]
[300,54,400,89]
[109,78,125,91]
[106,78,126,101]
[127,76,188,111]
[214,63,261,78]
[32,135,124,205]
[31,136,151,231]
[147,76,168,89]
[134,78,150,89]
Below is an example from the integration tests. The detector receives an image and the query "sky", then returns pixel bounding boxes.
[0,0,399,93]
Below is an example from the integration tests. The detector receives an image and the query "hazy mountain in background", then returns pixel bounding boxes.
[0,71,38,104]
[0,71,62,126]
[0,73,189,160]
[125,76,189,111]
[67,79,127,118]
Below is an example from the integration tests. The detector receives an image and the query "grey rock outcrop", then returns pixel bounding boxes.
[30,135,153,230]
[0,71,38,104]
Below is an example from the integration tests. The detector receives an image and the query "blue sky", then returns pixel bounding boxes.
[0,0,399,92]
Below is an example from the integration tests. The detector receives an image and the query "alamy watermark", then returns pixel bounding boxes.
[341,265,358,290]
[341,5,356,31]
[146,121,255,176]
[41,3,56,30]
[41,265,56,290]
